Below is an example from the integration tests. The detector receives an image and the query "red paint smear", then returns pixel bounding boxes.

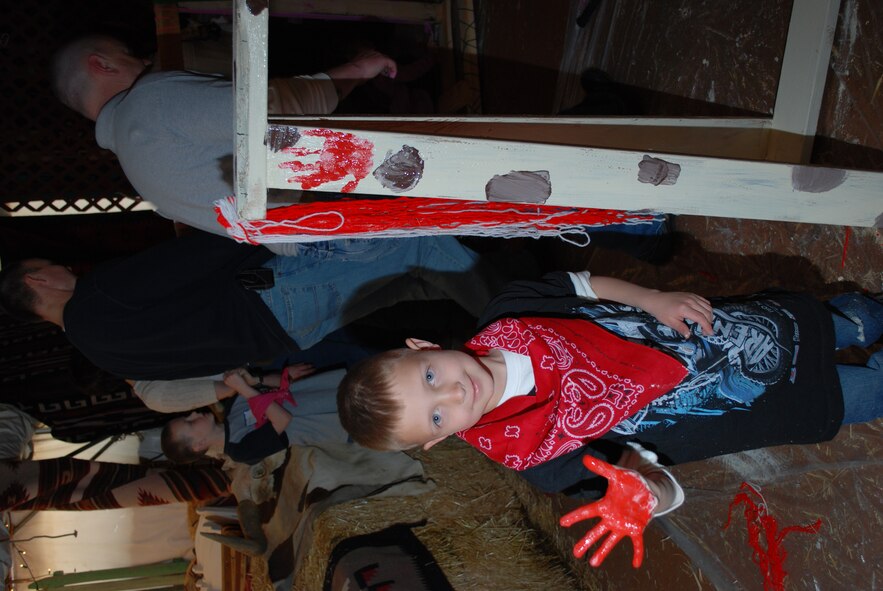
[228,197,657,237]
[723,482,823,591]
[279,128,374,192]
[840,226,851,270]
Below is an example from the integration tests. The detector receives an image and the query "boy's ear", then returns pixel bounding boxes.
[422,436,447,451]
[405,338,441,351]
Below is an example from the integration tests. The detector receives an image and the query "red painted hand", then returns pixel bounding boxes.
[279,129,374,192]
[559,454,657,568]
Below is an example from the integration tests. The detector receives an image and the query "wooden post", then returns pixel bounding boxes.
[233,0,269,220]
[766,0,841,163]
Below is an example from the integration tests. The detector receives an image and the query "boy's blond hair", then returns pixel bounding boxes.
[337,349,415,450]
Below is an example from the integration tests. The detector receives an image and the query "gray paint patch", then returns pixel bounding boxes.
[246,0,268,15]
[637,155,681,186]
[265,125,301,153]
[485,170,552,204]
[791,166,847,193]
[372,145,424,192]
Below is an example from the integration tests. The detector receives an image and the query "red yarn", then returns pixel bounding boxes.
[216,196,658,245]
[723,482,823,591]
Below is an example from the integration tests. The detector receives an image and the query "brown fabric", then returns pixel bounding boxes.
[0,457,229,511]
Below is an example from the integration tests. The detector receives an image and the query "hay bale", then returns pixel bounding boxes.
[294,437,580,591]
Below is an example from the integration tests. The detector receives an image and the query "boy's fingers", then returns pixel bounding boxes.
[630,533,645,568]
[573,523,608,559]
[560,501,600,526]
[589,531,622,567]
[581,453,618,480]
[683,308,713,336]
[666,317,691,338]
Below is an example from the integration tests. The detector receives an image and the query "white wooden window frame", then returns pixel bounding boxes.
[234,0,880,228]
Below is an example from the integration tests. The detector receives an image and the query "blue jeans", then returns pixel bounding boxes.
[830,293,883,424]
[259,236,495,349]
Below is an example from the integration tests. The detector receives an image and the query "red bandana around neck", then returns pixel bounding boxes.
[458,317,687,470]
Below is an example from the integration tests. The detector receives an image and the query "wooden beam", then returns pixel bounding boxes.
[767,0,841,163]
[263,124,882,228]
[233,0,268,220]
[277,116,773,160]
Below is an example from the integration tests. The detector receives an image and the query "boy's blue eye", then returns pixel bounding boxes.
[425,369,435,383]
[432,411,441,426]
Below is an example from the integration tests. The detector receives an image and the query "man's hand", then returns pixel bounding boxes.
[223,368,256,395]
[637,290,714,338]
[285,362,315,381]
[559,454,657,568]
[326,50,397,102]
[348,49,397,80]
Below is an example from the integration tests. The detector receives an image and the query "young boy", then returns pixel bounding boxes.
[162,365,349,465]
[338,271,882,522]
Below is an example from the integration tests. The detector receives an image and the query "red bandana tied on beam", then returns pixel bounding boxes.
[215,196,662,246]
[458,317,688,470]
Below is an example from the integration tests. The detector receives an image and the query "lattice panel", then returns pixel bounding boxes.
[0,0,155,213]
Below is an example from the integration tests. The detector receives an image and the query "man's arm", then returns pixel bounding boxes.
[130,377,235,412]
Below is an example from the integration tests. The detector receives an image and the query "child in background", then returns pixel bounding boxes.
[162,364,349,465]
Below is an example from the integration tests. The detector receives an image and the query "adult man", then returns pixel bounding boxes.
[51,34,396,247]
[0,230,495,380]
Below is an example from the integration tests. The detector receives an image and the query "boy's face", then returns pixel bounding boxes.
[391,339,499,450]
[170,411,215,451]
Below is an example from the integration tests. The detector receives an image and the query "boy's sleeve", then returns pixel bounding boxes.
[224,423,290,465]
[567,271,599,300]
[478,271,587,327]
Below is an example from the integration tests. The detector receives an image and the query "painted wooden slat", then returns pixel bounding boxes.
[233,0,269,220]
[30,561,188,589]
[276,116,773,160]
[263,125,882,228]
[767,0,841,162]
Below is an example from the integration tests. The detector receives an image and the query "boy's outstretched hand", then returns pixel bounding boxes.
[638,291,714,338]
[559,454,657,568]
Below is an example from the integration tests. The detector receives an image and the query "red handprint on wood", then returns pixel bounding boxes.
[723,482,823,591]
[279,128,374,193]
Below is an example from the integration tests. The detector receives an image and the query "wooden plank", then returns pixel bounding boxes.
[233,0,269,220]
[767,0,841,163]
[42,574,183,591]
[31,561,188,589]
[277,116,772,160]
[263,124,882,227]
